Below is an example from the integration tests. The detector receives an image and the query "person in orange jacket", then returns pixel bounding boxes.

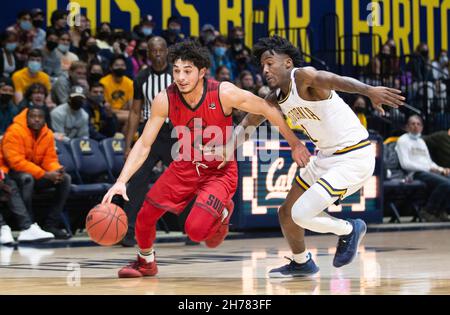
[2,107,71,239]
[0,144,55,244]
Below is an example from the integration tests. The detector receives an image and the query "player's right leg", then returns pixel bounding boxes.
[118,162,199,278]
[268,180,319,278]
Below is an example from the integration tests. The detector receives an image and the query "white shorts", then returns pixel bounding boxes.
[294,142,375,201]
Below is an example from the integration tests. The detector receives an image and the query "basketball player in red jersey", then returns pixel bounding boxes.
[102,40,311,278]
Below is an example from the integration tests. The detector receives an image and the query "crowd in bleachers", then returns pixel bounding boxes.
[1,8,450,245]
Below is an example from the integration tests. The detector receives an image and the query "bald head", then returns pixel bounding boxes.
[147,36,168,70]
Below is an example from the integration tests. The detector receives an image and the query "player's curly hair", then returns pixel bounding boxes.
[253,35,303,67]
[168,39,211,70]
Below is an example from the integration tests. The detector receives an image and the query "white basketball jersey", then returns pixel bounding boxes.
[277,68,369,155]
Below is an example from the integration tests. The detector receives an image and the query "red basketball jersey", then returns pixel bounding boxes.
[166,79,233,163]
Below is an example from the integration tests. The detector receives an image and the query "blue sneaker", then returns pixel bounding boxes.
[333,219,367,268]
[268,254,319,278]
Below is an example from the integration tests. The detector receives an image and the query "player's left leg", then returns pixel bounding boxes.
[184,162,238,247]
[291,147,375,268]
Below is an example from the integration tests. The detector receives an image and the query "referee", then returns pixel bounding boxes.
[122,36,174,247]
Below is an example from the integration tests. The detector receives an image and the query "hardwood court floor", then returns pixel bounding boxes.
[1,229,450,295]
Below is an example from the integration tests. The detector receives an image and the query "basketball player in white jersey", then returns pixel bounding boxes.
[234,36,404,278]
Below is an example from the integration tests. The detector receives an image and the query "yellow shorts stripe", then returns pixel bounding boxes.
[295,175,310,191]
[334,140,371,155]
[317,178,347,198]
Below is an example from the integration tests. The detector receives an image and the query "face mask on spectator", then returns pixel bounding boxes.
[169,28,181,36]
[5,42,18,52]
[32,19,43,28]
[420,49,429,59]
[440,54,448,65]
[354,107,366,114]
[112,68,126,77]
[58,43,70,53]
[203,33,215,44]
[20,20,33,31]
[142,27,153,36]
[87,44,99,54]
[69,97,84,110]
[90,95,104,105]
[214,47,227,57]
[408,132,421,140]
[0,93,13,104]
[46,41,58,51]
[89,73,103,83]
[119,42,128,52]
[98,31,111,41]
[28,60,41,73]
[138,48,147,57]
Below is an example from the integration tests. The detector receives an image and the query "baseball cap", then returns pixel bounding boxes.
[141,14,155,25]
[31,8,44,18]
[201,24,216,32]
[69,85,87,99]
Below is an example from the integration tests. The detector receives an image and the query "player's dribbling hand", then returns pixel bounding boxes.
[367,86,405,115]
[291,142,311,168]
[102,181,129,204]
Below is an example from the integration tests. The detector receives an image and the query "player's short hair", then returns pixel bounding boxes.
[168,40,211,70]
[253,35,303,67]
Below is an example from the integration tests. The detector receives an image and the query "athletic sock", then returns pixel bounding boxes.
[138,249,155,263]
[293,251,310,264]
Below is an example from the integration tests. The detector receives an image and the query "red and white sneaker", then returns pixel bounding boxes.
[205,199,234,248]
[118,255,158,278]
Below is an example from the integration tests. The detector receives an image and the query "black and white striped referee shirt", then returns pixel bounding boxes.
[133,65,173,121]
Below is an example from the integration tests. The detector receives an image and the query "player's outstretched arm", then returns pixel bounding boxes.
[220,82,310,167]
[295,67,405,115]
[102,91,169,204]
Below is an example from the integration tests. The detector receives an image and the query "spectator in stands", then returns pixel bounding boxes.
[96,22,113,51]
[210,36,233,80]
[19,83,52,128]
[431,50,449,82]
[0,78,18,136]
[2,107,71,238]
[424,128,450,168]
[0,31,21,78]
[87,61,105,87]
[132,15,156,42]
[396,115,450,221]
[0,146,55,244]
[100,55,133,131]
[411,43,446,110]
[109,31,134,78]
[79,36,108,72]
[232,48,257,80]
[131,40,151,76]
[351,95,369,129]
[228,26,251,60]
[6,10,35,63]
[238,70,256,93]
[12,49,51,104]
[215,65,231,82]
[84,82,118,141]
[162,16,184,47]
[199,24,217,48]
[50,85,89,141]
[69,14,91,54]
[55,31,79,73]
[47,10,68,36]
[42,29,62,79]
[371,43,400,87]
[31,8,46,50]
[51,61,87,105]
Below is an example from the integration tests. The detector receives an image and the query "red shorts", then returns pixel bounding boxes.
[145,160,238,217]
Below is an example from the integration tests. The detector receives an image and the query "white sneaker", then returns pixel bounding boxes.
[18,223,55,243]
[0,225,14,245]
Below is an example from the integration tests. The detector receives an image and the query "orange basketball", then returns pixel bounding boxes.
[86,203,128,246]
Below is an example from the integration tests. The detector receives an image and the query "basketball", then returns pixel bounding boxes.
[86,203,128,246]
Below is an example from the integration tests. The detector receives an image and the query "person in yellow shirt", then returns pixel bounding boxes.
[351,95,368,129]
[100,54,133,132]
[12,49,52,105]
